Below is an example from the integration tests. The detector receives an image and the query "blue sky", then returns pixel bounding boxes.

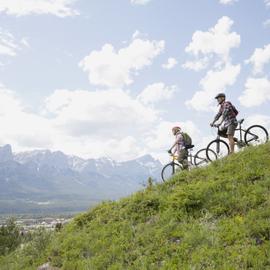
[0,0,269,162]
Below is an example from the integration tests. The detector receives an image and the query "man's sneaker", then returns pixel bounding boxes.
[236,140,246,148]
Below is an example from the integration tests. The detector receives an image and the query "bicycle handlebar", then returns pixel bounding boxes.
[167,153,178,160]
[211,124,220,128]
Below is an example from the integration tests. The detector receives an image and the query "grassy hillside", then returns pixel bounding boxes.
[1,143,270,269]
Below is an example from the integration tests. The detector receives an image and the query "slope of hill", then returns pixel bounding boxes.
[1,143,270,269]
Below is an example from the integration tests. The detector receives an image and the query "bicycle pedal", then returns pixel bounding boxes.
[236,141,245,148]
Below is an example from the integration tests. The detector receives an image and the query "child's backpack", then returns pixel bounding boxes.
[181,132,192,147]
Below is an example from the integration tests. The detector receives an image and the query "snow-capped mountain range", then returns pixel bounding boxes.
[0,145,163,214]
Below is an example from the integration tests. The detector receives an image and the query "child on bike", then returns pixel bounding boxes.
[210,93,238,154]
[168,126,192,170]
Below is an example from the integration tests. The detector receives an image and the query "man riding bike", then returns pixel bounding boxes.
[210,93,238,154]
[168,126,191,170]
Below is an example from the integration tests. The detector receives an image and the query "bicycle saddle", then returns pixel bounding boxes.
[185,145,194,149]
[238,119,244,124]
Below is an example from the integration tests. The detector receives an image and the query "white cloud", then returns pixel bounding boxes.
[265,0,270,8]
[79,37,165,88]
[182,57,209,71]
[0,83,201,162]
[184,16,241,111]
[0,29,30,65]
[245,114,270,130]
[131,0,151,5]
[246,44,270,74]
[200,64,240,92]
[132,30,141,39]
[0,86,158,160]
[162,57,178,69]
[185,16,240,63]
[0,29,20,56]
[43,88,197,161]
[131,30,148,41]
[263,19,270,28]
[239,77,270,107]
[0,84,23,112]
[45,88,158,137]
[0,0,79,17]
[20,37,30,48]
[0,85,53,149]
[219,0,238,5]
[186,63,241,111]
[137,83,177,105]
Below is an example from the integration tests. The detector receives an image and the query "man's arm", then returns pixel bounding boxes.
[210,107,222,126]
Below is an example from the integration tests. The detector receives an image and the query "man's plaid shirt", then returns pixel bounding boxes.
[214,101,238,127]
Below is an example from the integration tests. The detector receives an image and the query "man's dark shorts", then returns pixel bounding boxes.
[218,123,238,137]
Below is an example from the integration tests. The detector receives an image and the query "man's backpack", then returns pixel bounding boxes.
[225,101,239,117]
[232,104,239,116]
[181,132,192,147]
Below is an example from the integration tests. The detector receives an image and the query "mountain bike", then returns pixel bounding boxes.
[161,145,217,182]
[206,119,269,161]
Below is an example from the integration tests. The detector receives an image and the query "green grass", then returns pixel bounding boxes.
[1,143,270,269]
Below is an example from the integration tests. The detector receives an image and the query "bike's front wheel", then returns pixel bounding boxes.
[194,148,217,166]
[161,162,181,182]
[206,139,230,161]
[244,125,269,146]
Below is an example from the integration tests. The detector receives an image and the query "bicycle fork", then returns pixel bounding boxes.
[172,163,175,174]
[216,135,220,154]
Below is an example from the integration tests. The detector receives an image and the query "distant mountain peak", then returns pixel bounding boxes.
[135,154,156,163]
[0,144,13,162]
[3,144,162,175]
[0,144,164,213]
[14,148,69,169]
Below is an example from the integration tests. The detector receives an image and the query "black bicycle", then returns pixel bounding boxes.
[206,119,269,161]
[161,145,217,182]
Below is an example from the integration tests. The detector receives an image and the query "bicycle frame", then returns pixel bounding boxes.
[162,147,214,181]
[212,128,230,157]
[216,122,244,141]
[213,120,262,156]
[233,122,258,144]
[171,154,179,172]
[206,119,268,161]
[216,134,221,153]
[170,150,194,168]
[235,121,249,144]
[236,122,244,142]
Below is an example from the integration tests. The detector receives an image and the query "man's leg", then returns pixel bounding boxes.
[227,124,237,154]
[228,135,235,154]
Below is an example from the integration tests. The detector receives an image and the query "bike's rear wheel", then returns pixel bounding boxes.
[161,162,181,182]
[194,148,217,166]
[244,125,269,146]
[206,139,230,161]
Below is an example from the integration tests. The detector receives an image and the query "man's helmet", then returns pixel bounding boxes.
[215,93,226,99]
[172,126,181,135]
